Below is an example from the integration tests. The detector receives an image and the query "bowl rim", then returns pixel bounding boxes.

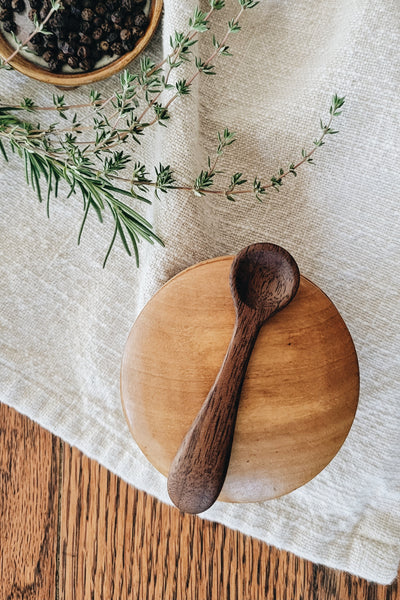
[0,0,163,87]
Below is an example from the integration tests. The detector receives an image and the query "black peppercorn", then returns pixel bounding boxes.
[26,35,44,54]
[70,5,80,18]
[0,7,11,19]
[48,10,65,29]
[39,5,48,20]
[47,58,60,71]
[78,57,94,71]
[44,33,57,48]
[134,12,147,29]
[67,31,79,46]
[60,41,74,55]
[67,55,79,68]
[68,31,79,45]
[92,27,103,40]
[2,20,17,33]
[130,25,141,39]
[42,49,55,62]
[121,0,134,11]
[94,2,106,16]
[122,39,134,52]
[110,9,123,25]
[105,0,117,10]
[110,41,123,55]
[119,28,131,41]
[56,50,66,63]
[91,46,100,61]
[79,20,91,34]
[11,0,25,13]
[106,30,118,44]
[99,39,109,52]
[101,20,111,34]
[27,8,37,20]
[30,31,44,46]
[79,32,92,45]
[93,15,102,28]
[123,14,135,28]
[77,45,89,60]
[81,7,94,21]
[55,27,68,41]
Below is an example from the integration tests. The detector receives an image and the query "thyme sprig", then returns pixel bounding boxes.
[0,0,344,266]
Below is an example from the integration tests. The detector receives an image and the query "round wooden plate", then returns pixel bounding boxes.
[121,256,359,503]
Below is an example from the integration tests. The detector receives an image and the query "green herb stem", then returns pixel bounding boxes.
[147,7,244,127]
[230,111,336,196]
[0,0,344,267]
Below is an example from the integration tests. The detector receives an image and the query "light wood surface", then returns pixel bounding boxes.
[121,255,359,505]
[0,0,163,86]
[0,403,399,599]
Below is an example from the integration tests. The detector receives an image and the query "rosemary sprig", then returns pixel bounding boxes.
[0,111,162,266]
[0,1,344,267]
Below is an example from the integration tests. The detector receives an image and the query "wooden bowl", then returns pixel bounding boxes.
[121,255,359,504]
[0,0,163,87]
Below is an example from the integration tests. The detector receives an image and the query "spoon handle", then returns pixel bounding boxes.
[167,311,260,514]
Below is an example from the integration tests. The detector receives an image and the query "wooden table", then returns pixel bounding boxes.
[1,403,398,599]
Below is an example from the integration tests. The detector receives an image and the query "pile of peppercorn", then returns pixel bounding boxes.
[0,0,149,72]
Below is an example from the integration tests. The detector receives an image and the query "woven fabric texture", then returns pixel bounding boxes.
[1,0,399,585]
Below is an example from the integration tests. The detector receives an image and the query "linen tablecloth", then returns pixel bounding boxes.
[1,0,399,585]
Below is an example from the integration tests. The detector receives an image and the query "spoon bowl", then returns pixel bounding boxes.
[167,243,300,514]
[232,242,300,317]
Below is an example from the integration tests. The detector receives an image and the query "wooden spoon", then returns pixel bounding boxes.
[167,242,301,513]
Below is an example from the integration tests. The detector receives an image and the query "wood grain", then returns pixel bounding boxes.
[121,256,359,505]
[0,404,60,600]
[58,442,400,600]
[1,404,399,599]
[167,243,301,513]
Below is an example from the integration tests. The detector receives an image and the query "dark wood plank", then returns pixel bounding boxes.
[59,443,399,600]
[0,406,400,600]
[312,564,399,600]
[0,403,60,600]
[1,404,398,599]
